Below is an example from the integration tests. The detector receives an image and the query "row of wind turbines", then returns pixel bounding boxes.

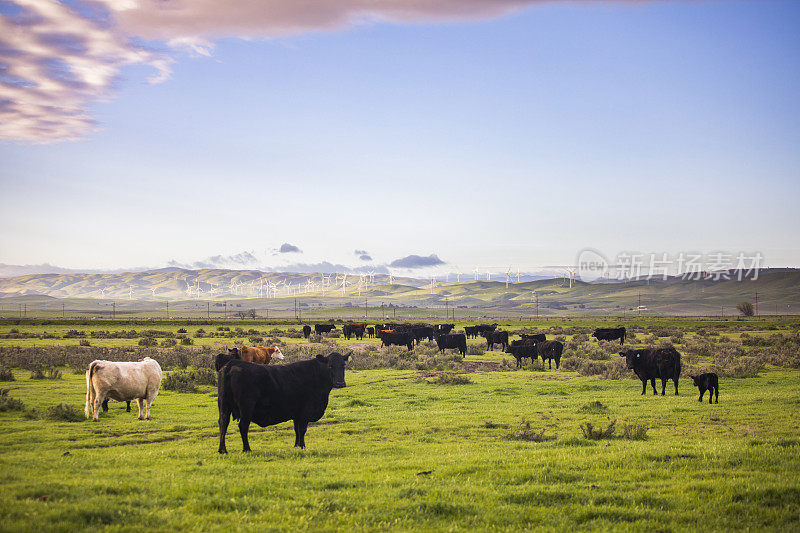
[96,266,576,300]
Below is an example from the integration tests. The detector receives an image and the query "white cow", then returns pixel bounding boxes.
[85,357,162,421]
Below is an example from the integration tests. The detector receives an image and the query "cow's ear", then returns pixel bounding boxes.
[316,354,328,363]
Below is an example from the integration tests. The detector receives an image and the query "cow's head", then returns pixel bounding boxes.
[690,375,701,387]
[317,352,351,388]
[228,347,239,358]
[619,350,641,369]
[272,346,285,361]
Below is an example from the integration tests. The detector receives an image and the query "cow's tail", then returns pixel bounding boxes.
[84,361,99,418]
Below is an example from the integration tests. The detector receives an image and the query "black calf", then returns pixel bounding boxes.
[690,373,719,404]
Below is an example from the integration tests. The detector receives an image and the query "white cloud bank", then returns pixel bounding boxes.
[0,0,640,143]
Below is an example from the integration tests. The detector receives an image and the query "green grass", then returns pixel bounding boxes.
[1,365,799,531]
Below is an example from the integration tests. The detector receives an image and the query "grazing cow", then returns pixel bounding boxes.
[536,340,564,369]
[379,330,414,351]
[101,399,131,413]
[435,333,467,356]
[366,327,375,338]
[506,342,538,368]
[343,324,366,340]
[464,326,480,339]
[435,324,455,335]
[314,324,336,334]
[475,323,499,336]
[85,357,162,421]
[232,345,285,364]
[217,352,350,453]
[690,373,719,404]
[411,326,435,344]
[592,327,626,345]
[302,325,311,339]
[482,330,509,351]
[619,347,681,396]
[520,333,546,343]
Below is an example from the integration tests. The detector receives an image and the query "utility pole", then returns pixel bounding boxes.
[224,301,227,319]
[24,304,27,318]
[535,292,539,319]
[445,297,448,320]
[166,301,169,319]
[207,301,210,319]
[62,303,65,319]
[638,292,641,318]
[755,291,759,317]
[112,302,116,320]
[365,298,368,321]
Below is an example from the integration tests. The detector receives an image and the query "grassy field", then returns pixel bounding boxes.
[1,319,799,531]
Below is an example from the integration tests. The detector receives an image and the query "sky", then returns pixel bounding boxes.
[0,0,798,278]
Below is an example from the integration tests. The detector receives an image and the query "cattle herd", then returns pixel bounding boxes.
[82,323,720,453]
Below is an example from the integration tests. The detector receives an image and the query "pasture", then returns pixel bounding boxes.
[1,318,799,531]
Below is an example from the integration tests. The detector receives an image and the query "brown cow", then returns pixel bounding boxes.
[229,345,285,364]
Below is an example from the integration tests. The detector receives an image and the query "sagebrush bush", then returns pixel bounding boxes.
[45,403,83,422]
[507,421,556,442]
[29,367,61,380]
[580,420,616,440]
[466,343,485,356]
[0,389,26,412]
[0,367,14,381]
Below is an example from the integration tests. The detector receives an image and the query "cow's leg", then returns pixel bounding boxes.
[641,380,647,395]
[218,401,231,454]
[714,386,718,404]
[238,403,254,452]
[661,378,667,396]
[126,401,131,412]
[136,398,144,420]
[699,388,705,402]
[294,419,308,448]
[92,394,103,421]
[651,378,657,395]
[101,399,109,412]
[673,377,679,396]
[144,396,154,420]
[555,357,560,369]
[548,357,553,369]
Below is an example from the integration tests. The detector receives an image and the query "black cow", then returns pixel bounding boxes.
[464,326,479,339]
[217,352,350,453]
[506,342,538,368]
[592,327,626,345]
[411,326,435,344]
[475,323,499,336]
[380,331,414,351]
[101,399,131,413]
[435,324,455,335]
[215,351,237,372]
[620,347,681,396]
[343,324,366,340]
[690,373,719,404]
[366,327,375,338]
[520,333,546,343]
[537,340,564,369]
[435,333,467,356]
[482,330,509,351]
[314,324,336,334]
[302,325,311,339]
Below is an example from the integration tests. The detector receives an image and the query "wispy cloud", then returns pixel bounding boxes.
[1,0,586,143]
[389,254,446,269]
[354,249,372,261]
[167,251,260,270]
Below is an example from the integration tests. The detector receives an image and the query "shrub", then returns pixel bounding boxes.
[507,421,556,442]
[79,339,90,347]
[0,367,14,381]
[622,424,649,440]
[429,373,472,385]
[161,368,217,393]
[0,389,26,412]
[737,301,755,317]
[138,337,158,347]
[249,336,264,344]
[180,337,194,346]
[177,328,187,333]
[30,368,61,380]
[308,333,324,343]
[466,343,485,356]
[45,403,83,422]
[579,401,609,414]
[161,338,177,347]
[285,328,303,339]
[580,420,617,440]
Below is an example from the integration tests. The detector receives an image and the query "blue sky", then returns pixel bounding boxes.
[0,0,798,276]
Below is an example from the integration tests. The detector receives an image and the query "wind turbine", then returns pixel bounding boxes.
[128,285,134,300]
[388,273,394,285]
[99,288,106,299]
[505,266,512,288]
[516,267,521,283]
[473,267,480,281]
[150,287,157,299]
